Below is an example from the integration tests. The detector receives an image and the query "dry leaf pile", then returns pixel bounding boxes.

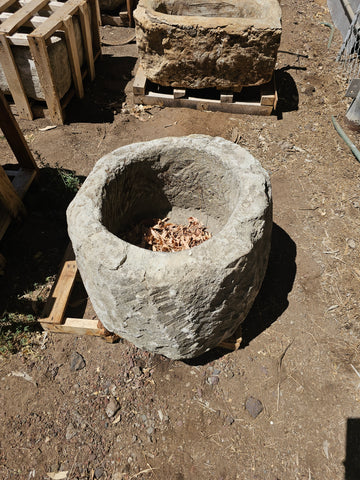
[123,217,212,252]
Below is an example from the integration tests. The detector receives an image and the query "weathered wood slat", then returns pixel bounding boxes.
[0,0,49,34]
[63,14,84,98]
[79,2,95,80]
[0,0,18,13]
[0,165,25,217]
[29,0,86,39]
[0,90,38,169]
[27,34,64,123]
[42,260,78,325]
[0,33,33,119]
[133,68,276,116]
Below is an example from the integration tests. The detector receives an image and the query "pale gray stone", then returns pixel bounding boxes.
[67,135,272,359]
[134,0,282,90]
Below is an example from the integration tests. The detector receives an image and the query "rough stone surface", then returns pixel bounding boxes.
[0,19,84,101]
[67,135,272,359]
[134,0,282,90]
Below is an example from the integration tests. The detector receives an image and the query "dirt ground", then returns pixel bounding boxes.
[1,0,360,478]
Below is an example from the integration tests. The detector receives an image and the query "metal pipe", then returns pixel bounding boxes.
[331,115,360,163]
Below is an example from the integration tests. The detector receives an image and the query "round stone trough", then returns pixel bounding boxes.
[67,135,272,359]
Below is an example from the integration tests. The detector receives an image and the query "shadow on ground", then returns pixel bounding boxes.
[274,69,300,118]
[188,224,297,365]
[66,54,137,124]
[344,418,360,480]
[0,166,85,326]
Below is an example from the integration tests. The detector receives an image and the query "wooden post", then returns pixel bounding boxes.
[0,165,25,217]
[0,90,38,170]
[0,33,33,119]
[28,34,64,124]
[63,15,84,98]
[79,2,95,81]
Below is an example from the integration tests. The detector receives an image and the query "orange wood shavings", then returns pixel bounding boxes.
[123,217,212,252]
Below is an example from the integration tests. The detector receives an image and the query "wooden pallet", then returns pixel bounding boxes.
[40,244,242,350]
[40,246,119,342]
[133,66,277,116]
[0,90,38,269]
[0,0,101,123]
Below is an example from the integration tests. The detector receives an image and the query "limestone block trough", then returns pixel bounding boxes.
[134,0,282,90]
[67,135,272,359]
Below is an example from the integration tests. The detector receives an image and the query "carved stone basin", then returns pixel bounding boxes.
[134,0,282,90]
[67,135,272,359]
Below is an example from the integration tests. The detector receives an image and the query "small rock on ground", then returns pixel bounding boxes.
[106,397,120,418]
[70,352,86,371]
[245,396,263,418]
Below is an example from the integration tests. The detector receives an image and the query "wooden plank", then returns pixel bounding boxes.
[41,317,119,342]
[42,260,78,324]
[41,317,100,334]
[0,0,18,13]
[218,325,242,350]
[0,0,50,35]
[0,251,5,275]
[88,0,101,55]
[135,92,273,115]
[79,2,95,81]
[7,33,30,46]
[28,34,64,123]
[0,33,33,119]
[126,0,132,26]
[0,201,11,240]
[63,14,84,98]
[220,92,234,103]
[30,0,85,40]
[173,88,185,99]
[0,91,38,169]
[0,165,25,217]
[133,65,147,95]
[0,11,48,28]
[10,168,37,197]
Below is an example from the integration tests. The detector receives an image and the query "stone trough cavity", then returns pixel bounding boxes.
[67,135,273,359]
[134,0,282,90]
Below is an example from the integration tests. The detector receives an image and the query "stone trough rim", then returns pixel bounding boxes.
[67,135,271,265]
[134,0,282,29]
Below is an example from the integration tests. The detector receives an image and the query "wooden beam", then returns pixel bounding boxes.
[0,91,38,169]
[88,0,101,56]
[28,34,64,123]
[0,165,25,217]
[0,0,50,35]
[0,0,18,13]
[42,260,78,324]
[30,0,86,40]
[133,65,147,95]
[63,14,84,98]
[0,252,5,275]
[0,33,33,119]
[79,2,95,80]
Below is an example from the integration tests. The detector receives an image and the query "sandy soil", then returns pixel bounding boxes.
[1,0,360,479]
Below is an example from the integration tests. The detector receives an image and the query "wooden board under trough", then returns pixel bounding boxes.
[133,66,277,116]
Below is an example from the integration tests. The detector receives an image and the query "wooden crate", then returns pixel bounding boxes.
[0,89,38,270]
[40,244,243,350]
[134,66,277,116]
[0,0,101,124]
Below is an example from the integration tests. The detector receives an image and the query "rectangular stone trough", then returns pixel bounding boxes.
[134,0,282,91]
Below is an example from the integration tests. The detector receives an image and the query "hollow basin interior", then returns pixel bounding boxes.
[101,147,239,247]
[153,0,265,18]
